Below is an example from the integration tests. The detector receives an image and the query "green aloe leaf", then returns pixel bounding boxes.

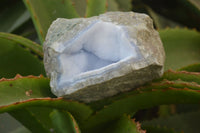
[0,113,30,133]
[104,115,144,133]
[50,110,80,133]
[71,0,87,17]
[159,28,200,70]
[85,69,200,132]
[84,87,200,132]
[89,70,200,111]
[0,75,53,106]
[86,0,107,17]
[0,98,92,132]
[142,110,200,133]
[162,70,200,84]
[7,107,54,133]
[9,109,50,133]
[0,76,55,132]
[179,63,200,72]
[142,0,200,30]
[0,1,30,33]
[0,32,43,57]
[0,76,92,131]
[0,98,93,124]
[23,0,79,43]
[146,6,180,30]
[0,32,45,78]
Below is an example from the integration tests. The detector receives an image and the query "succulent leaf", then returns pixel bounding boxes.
[25,107,56,132]
[9,109,50,133]
[0,75,53,106]
[0,113,30,133]
[0,76,55,132]
[146,6,180,29]
[71,0,87,17]
[0,98,92,124]
[86,0,107,17]
[50,110,80,133]
[89,70,200,111]
[142,110,200,133]
[104,115,145,133]
[0,32,43,57]
[84,86,200,132]
[178,63,200,72]
[162,70,200,84]
[142,0,200,30]
[159,28,200,70]
[0,1,30,33]
[23,0,79,43]
[0,33,45,78]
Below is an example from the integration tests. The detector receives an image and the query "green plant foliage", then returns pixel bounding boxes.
[0,113,29,133]
[71,0,87,17]
[0,1,30,33]
[0,32,43,57]
[89,70,200,111]
[142,110,200,133]
[0,98,93,124]
[50,110,80,133]
[179,63,200,72]
[142,0,200,30]
[2,71,200,132]
[1,0,200,132]
[162,70,200,84]
[0,76,53,132]
[86,70,200,130]
[181,0,200,18]
[86,0,107,17]
[159,28,200,70]
[0,97,92,132]
[0,76,53,106]
[146,7,180,29]
[24,107,55,132]
[9,109,50,133]
[0,75,92,127]
[84,85,200,132]
[23,0,79,43]
[104,115,143,133]
[0,33,45,78]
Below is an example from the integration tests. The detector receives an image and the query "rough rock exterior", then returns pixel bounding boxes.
[43,11,165,103]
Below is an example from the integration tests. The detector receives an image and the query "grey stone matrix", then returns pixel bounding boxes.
[44,12,165,102]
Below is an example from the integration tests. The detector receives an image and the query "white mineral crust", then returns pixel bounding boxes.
[43,12,165,102]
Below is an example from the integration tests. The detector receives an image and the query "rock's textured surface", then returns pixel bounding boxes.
[43,11,165,103]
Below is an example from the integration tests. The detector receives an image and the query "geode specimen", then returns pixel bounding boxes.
[44,12,165,103]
